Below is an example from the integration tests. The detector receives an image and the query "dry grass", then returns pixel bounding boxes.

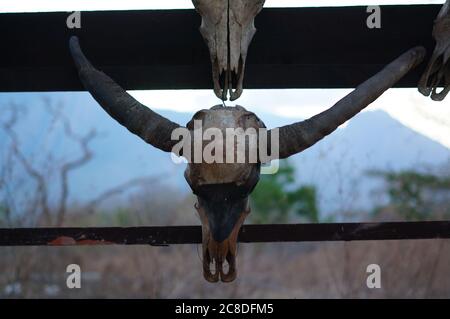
[1,238,449,298]
[2,188,450,298]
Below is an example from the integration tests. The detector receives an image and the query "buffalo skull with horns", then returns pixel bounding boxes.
[192,0,265,101]
[419,0,450,100]
[69,36,424,282]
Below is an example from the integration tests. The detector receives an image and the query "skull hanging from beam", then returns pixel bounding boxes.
[418,0,450,101]
[192,0,265,101]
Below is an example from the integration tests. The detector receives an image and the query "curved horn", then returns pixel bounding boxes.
[272,46,426,159]
[69,36,181,153]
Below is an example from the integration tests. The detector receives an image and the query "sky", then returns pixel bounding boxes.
[129,88,450,149]
[0,0,444,12]
[0,0,449,148]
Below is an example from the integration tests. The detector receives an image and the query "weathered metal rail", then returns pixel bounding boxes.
[1,221,449,246]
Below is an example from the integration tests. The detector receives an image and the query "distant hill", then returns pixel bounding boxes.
[282,110,450,215]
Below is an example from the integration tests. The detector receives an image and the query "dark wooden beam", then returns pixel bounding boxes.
[0,5,440,92]
[1,221,449,246]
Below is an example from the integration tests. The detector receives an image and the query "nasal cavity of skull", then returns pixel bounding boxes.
[209,259,218,274]
[427,55,444,88]
[219,70,227,96]
[222,258,230,274]
[231,56,243,90]
[218,53,241,100]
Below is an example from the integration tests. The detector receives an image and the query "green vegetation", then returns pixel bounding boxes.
[369,169,450,220]
[0,204,8,226]
[251,161,320,223]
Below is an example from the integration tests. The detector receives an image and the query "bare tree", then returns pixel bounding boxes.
[1,102,96,226]
[0,99,164,227]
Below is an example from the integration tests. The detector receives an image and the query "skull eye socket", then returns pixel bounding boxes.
[194,182,256,204]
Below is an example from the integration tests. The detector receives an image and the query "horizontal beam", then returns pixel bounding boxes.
[0,5,440,92]
[1,221,449,246]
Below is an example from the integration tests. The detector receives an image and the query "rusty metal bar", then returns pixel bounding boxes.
[0,221,449,246]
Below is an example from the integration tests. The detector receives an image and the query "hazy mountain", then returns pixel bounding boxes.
[283,110,450,215]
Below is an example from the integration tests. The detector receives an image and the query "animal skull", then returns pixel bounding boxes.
[192,0,265,101]
[184,105,265,281]
[69,35,424,282]
[418,0,450,101]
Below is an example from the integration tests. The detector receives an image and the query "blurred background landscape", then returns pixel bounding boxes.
[0,91,449,298]
[2,0,450,299]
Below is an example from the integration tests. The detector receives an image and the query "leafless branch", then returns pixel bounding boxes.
[0,107,51,224]
[56,115,96,226]
[84,175,163,214]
